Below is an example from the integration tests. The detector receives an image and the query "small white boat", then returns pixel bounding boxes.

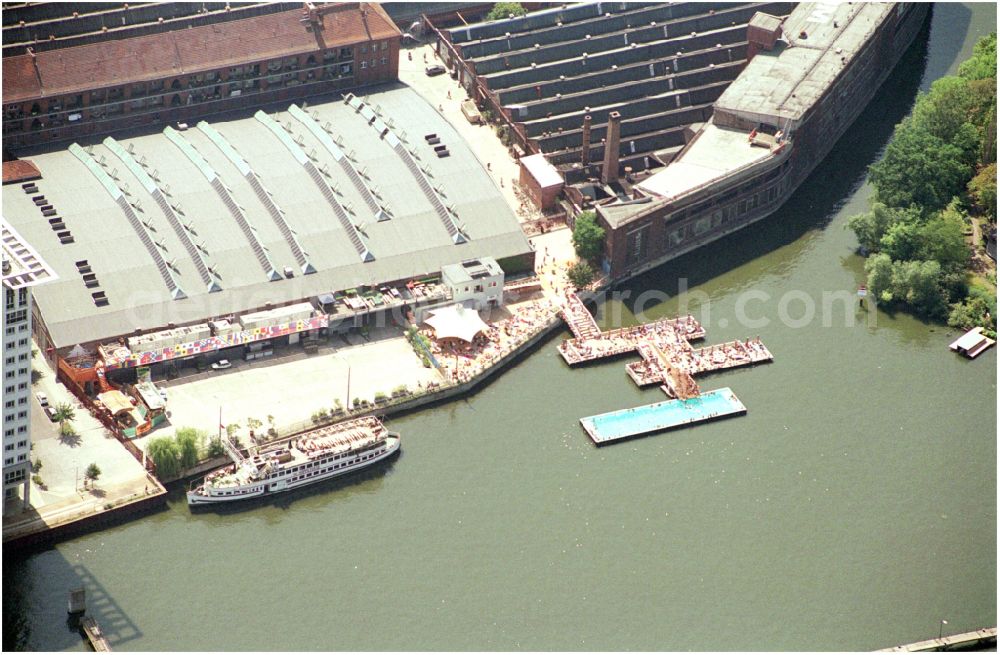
[187,416,399,506]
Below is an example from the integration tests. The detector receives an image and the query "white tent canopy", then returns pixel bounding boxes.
[423,303,489,343]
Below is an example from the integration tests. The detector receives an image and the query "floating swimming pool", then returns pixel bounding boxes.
[580,387,746,445]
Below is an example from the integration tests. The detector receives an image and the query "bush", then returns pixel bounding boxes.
[572,211,605,263]
[206,437,226,459]
[374,391,388,403]
[31,474,44,488]
[31,459,42,473]
[566,260,596,290]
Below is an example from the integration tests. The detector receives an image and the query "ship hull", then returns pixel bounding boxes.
[186,435,400,506]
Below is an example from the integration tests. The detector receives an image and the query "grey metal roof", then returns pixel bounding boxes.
[2,85,531,348]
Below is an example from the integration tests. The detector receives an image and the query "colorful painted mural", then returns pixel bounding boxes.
[102,315,328,370]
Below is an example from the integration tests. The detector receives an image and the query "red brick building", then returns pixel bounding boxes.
[2,3,400,151]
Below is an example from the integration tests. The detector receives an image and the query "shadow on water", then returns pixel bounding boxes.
[2,554,142,651]
[186,450,400,517]
[603,15,934,317]
[919,4,972,90]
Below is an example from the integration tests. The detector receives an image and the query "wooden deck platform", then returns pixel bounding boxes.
[80,617,112,652]
[556,291,773,440]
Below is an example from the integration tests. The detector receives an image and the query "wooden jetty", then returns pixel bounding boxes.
[557,292,772,399]
[80,616,112,652]
[878,626,996,652]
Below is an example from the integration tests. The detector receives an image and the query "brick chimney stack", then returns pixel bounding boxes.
[601,111,621,185]
[581,114,592,166]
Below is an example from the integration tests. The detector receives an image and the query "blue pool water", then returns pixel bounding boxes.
[580,387,746,443]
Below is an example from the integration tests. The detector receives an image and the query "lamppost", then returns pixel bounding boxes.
[939,619,948,640]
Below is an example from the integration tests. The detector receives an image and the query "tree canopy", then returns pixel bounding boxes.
[566,260,596,290]
[147,436,181,479]
[850,33,996,333]
[486,2,526,21]
[572,210,606,263]
[85,463,101,482]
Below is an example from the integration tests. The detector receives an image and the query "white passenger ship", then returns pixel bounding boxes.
[187,416,400,506]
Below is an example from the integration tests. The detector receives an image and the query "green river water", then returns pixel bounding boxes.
[3,4,996,651]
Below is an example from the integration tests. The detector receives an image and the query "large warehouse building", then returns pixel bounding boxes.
[2,2,400,150]
[2,84,533,383]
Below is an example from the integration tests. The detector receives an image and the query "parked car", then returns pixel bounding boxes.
[44,405,58,422]
[210,359,232,370]
[425,64,446,76]
[35,392,48,407]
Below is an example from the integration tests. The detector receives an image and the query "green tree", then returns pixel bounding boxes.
[174,427,205,470]
[848,202,921,253]
[911,77,978,158]
[147,436,180,479]
[84,463,101,483]
[571,210,605,263]
[890,260,949,318]
[958,32,996,81]
[916,208,969,272]
[486,2,526,20]
[206,437,226,459]
[52,402,75,432]
[879,221,924,262]
[968,163,997,219]
[948,290,996,332]
[866,253,895,303]
[868,116,973,211]
[566,260,596,289]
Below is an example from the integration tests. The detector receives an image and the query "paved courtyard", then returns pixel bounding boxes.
[3,352,159,536]
[137,328,441,447]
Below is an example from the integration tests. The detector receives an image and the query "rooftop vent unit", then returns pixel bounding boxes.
[92,291,109,307]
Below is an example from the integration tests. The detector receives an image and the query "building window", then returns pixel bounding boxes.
[17,440,26,449]
[361,61,367,69]
[380,57,388,66]
[17,288,27,306]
